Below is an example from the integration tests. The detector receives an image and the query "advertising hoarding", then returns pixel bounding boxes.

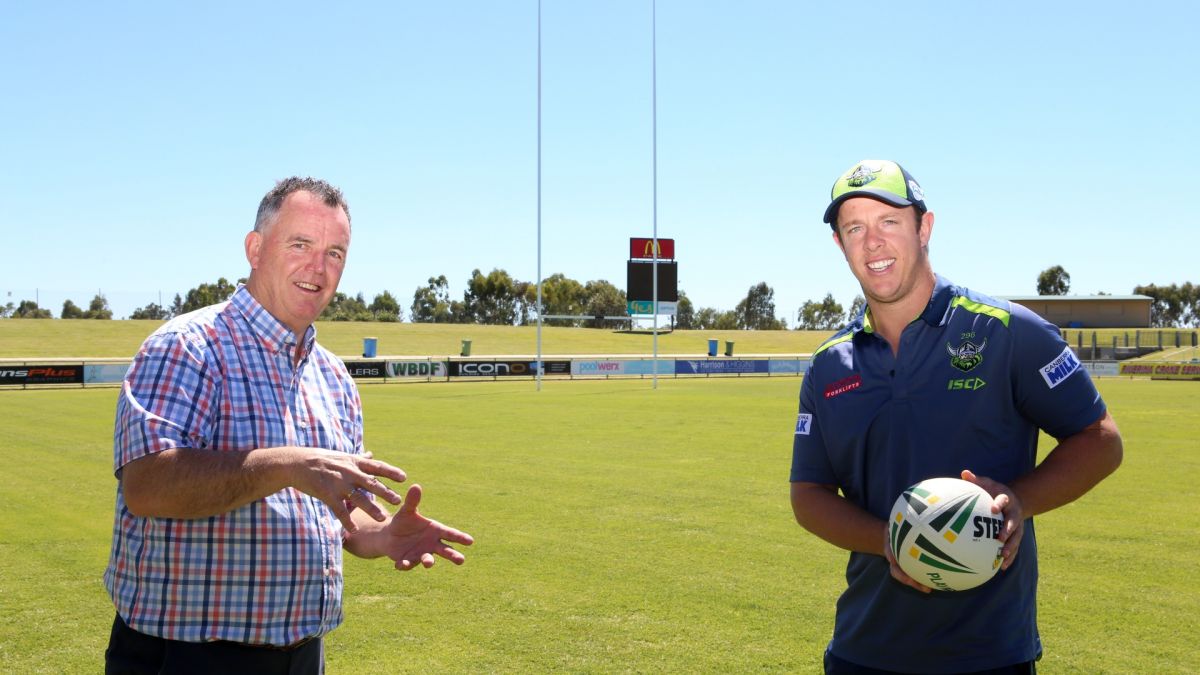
[571,359,673,376]
[0,364,84,386]
[386,360,449,379]
[629,237,675,260]
[341,360,387,379]
[767,359,811,375]
[675,359,769,375]
[85,363,131,384]
[1118,362,1200,380]
[449,360,570,377]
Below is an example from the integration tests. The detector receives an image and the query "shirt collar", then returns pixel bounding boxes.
[230,285,317,356]
[857,274,957,335]
[921,274,957,327]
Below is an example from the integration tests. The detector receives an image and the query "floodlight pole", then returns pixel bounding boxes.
[536,0,544,392]
[651,0,659,390]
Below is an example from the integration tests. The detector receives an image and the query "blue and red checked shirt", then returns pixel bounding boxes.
[104,285,364,646]
[791,275,1106,673]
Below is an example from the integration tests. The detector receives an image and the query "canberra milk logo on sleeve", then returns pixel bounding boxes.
[1039,346,1082,389]
[795,413,813,435]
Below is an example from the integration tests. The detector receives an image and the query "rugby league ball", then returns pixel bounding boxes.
[888,477,1004,591]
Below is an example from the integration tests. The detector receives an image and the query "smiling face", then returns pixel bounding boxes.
[833,196,935,314]
[244,190,350,339]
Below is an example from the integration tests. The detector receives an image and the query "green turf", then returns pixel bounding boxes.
[0,319,831,359]
[0,377,1196,672]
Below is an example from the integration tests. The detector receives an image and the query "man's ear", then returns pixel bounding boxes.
[832,229,846,256]
[245,231,262,270]
[919,211,934,248]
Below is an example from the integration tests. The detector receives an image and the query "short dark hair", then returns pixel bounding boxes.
[254,176,351,233]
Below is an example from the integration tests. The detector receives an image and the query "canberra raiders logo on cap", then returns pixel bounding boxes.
[947,338,988,372]
[846,163,879,187]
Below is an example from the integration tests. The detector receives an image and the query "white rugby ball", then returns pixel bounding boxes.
[888,477,1004,591]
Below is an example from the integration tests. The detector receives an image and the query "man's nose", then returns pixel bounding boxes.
[305,248,326,273]
[864,227,884,250]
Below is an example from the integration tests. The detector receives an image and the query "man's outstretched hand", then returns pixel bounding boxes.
[370,484,474,571]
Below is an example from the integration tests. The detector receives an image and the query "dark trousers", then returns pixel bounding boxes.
[105,614,324,675]
[825,649,1036,675]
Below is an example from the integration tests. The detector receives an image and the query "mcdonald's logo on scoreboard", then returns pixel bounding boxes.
[630,237,675,260]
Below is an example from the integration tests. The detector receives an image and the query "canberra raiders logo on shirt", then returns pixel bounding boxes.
[947,338,988,372]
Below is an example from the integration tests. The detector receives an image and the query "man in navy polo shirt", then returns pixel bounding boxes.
[790,160,1123,674]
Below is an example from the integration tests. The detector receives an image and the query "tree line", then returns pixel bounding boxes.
[1,271,828,329]
[4,268,1198,328]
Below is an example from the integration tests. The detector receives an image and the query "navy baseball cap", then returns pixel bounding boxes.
[823,159,926,228]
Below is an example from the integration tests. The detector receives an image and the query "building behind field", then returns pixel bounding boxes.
[1001,295,1152,329]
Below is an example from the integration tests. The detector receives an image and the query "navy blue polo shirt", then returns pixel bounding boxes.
[791,275,1105,674]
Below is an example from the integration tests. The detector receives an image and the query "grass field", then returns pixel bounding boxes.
[0,377,1197,672]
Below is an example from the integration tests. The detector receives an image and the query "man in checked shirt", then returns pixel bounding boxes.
[103,177,473,674]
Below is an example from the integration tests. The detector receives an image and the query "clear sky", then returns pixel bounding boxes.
[2,1,1196,322]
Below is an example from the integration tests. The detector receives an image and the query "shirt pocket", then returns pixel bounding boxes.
[312,410,359,454]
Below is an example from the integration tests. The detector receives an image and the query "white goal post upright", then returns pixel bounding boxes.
[651,0,659,390]
[536,0,664,391]
[536,0,544,391]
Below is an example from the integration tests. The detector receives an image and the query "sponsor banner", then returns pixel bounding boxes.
[629,237,675,260]
[85,363,131,384]
[0,364,84,386]
[1085,362,1120,377]
[342,360,387,379]
[675,359,769,375]
[449,360,571,377]
[573,360,629,376]
[539,360,572,375]
[768,359,810,374]
[1119,362,1200,380]
[386,360,449,379]
[626,300,678,316]
[572,359,673,376]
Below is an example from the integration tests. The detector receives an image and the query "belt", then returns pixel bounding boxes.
[216,635,320,652]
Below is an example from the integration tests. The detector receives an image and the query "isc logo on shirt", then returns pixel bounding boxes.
[795,413,813,435]
[1040,347,1082,389]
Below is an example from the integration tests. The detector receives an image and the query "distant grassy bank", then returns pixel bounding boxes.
[0,320,834,359]
[4,320,1195,361]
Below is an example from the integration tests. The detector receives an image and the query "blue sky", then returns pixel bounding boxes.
[2,1,1196,322]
